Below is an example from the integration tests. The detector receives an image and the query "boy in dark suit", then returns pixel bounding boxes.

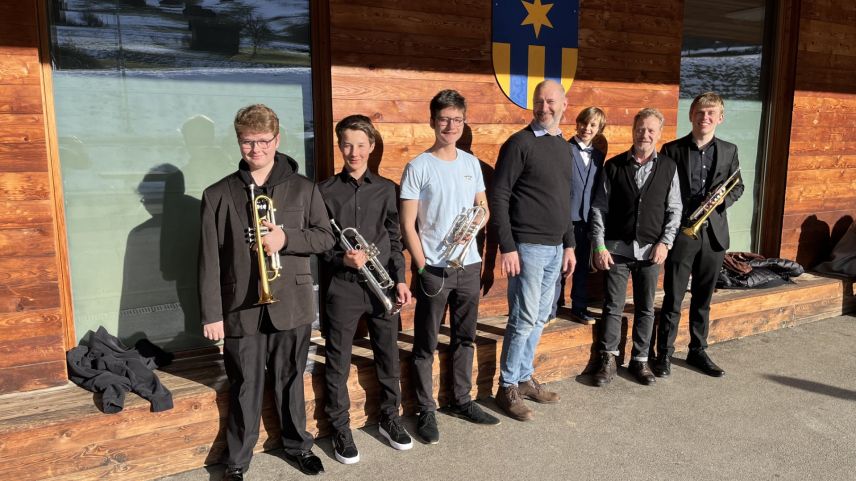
[318,115,413,464]
[551,106,607,324]
[654,92,744,378]
[199,104,335,480]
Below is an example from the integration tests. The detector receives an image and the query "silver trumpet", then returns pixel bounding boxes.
[682,168,741,239]
[440,201,487,270]
[330,219,403,316]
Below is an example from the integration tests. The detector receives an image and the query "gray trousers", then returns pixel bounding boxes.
[598,256,660,361]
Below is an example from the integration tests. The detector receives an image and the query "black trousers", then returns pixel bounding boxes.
[657,226,726,358]
[222,312,313,470]
[412,263,481,412]
[598,256,660,361]
[323,275,402,432]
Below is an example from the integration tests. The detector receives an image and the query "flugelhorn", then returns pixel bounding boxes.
[682,169,741,239]
[440,201,487,270]
[330,219,402,316]
[249,184,281,305]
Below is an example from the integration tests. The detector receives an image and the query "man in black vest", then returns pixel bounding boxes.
[589,108,682,387]
[653,92,744,378]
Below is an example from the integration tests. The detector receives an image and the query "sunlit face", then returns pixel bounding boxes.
[430,107,466,147]
[690,104,724,138]
[532,82,567,132]
[576,118,602,146]
[338,128,375,177]
[632,116,663,158]
[238,130,280,172]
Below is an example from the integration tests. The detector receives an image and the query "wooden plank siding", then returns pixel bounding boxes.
[0,0,69,393]
[780,0,856,267]
[328,0,684,330]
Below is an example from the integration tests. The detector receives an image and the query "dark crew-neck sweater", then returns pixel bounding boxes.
[490,125,574,253]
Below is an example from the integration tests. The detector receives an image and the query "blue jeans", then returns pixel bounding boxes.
[500,243,563,387]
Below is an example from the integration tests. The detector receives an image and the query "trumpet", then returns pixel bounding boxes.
[330,219,403,316]
[249,184,282,305]
[440,201,488,270]
[682,169,741,239]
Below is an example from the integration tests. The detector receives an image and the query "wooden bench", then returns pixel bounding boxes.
[1,273,852,481]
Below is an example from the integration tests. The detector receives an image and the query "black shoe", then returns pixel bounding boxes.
[416,411,440,444]
[652,356,671,378]
[628,360,656,385]
[591,352,617,387]
[686,350,725,377]
[223,466,243,481]
[378,415,413,450]
[445,401,501,425]
[284,450,325,475]
[333,429,360,465]
[571,308,596,324]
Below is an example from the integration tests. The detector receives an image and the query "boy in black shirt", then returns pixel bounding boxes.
[318,115,413,464]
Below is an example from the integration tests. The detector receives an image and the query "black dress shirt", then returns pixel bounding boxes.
[318,170,406,284]
[688,139,717,210]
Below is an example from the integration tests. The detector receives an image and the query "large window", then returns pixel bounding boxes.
[48,0,314,351]
[678,0,769,252]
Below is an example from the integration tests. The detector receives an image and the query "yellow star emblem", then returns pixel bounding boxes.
[520,0,554,38]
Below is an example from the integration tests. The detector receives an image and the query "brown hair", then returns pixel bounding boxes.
[335,114,378,145]
[234,104,280,137]
[576,106,607,133]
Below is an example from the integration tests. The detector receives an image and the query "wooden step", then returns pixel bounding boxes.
[0,273,851,481]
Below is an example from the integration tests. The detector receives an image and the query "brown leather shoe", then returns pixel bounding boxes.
[518,377,560,404]
[496,385,533,421]
[629,360,656,385]
[591,352,617,387]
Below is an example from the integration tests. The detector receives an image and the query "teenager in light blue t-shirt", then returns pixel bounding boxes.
[400,89,499,445]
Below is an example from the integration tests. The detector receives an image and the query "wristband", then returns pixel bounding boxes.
[594,245,607,253]
[417,266,425,275]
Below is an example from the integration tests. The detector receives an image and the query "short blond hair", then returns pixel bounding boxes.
[633,107,664,129]
[690,92,725,115]
[234,104,279,137]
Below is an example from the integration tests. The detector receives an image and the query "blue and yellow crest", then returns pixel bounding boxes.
[492,0,579,109]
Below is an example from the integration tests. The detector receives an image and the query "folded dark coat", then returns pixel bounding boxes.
[718,252,804,289]
[66,326,173,414]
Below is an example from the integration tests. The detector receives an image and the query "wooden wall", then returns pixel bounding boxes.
[0,1,70,394]
[328,0,684,327]
[780,0,856,267]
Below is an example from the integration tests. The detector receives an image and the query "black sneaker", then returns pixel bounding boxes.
[416,411,439,444]
[446,401,501,425]
[333,429,360,465]
[378,415,413,450]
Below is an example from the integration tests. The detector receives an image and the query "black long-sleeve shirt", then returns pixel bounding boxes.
[490,124,575,253]
[318,170,406,284]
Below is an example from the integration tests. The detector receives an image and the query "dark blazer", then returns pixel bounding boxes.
[198,154,335,336]
[569,139,604,223]
[661,134,744,250]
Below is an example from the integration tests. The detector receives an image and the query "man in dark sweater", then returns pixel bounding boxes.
[490,80,577,421]
[589,108,682,387]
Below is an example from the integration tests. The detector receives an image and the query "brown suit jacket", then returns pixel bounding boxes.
[198,154,335,336]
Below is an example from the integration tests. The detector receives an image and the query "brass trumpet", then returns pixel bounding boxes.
[440,201,488,270]
[330,219,402,316]
[682,169,741,239]
[249,184,282,305]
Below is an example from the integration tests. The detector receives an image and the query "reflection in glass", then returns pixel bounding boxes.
[48,0,314,350]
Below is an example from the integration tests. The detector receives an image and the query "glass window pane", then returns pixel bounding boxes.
[678,0,767,252]
[48,0,314,351]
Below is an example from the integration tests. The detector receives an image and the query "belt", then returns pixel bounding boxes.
[334,271,364,283]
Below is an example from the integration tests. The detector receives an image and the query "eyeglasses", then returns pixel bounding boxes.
[239,136,276,149]
[435,117,465,126]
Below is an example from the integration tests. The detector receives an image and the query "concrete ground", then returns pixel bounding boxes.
[159,315,856,481]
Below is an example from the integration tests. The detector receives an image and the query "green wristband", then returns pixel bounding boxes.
[594,245,607,253]
[418,266,425,275]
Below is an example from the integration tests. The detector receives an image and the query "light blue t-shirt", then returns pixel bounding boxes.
[400,149,486,268]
